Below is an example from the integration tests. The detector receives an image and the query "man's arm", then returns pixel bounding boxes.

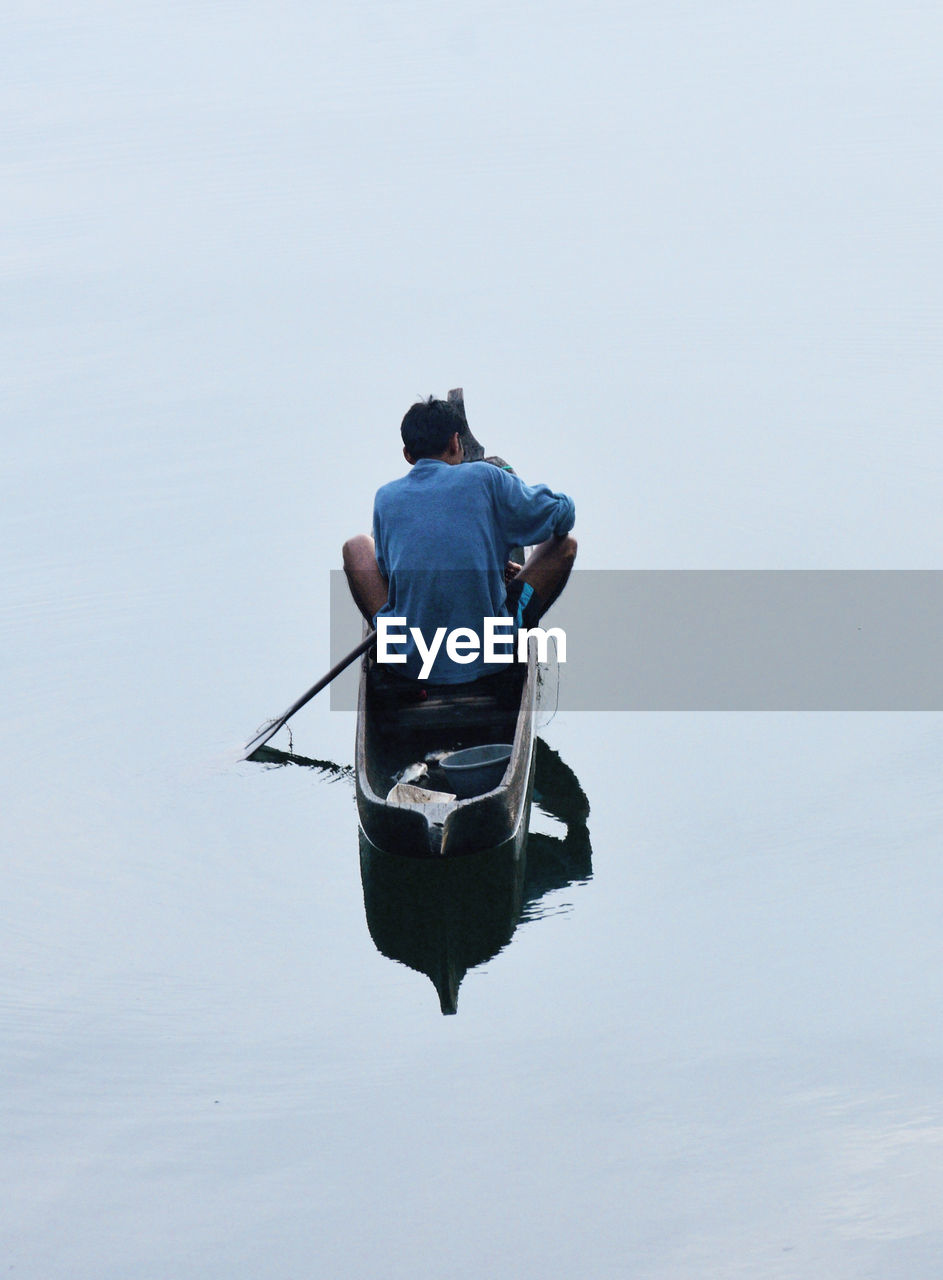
[493,467,575,549]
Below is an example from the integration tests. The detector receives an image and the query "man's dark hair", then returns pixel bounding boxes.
[400,397,462,459]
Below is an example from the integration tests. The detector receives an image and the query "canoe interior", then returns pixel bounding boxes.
[362,660,526,795]
[356,649,538,856]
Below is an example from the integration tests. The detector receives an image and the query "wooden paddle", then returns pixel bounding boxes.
[241,630,376,760]
[449,386,517,474]
[447,387,484,459]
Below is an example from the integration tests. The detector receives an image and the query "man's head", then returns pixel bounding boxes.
[401,397,464,465]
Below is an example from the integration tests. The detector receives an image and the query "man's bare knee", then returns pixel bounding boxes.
[342,534,374,572]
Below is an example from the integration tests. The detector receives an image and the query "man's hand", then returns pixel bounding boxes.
[504,560,523,585]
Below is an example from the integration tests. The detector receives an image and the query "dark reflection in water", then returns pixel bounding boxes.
[359,834,526,1015]
[361,739,591,1013]
[250,743,355,781]
[251,738,591,1013]
[523,738,593,919]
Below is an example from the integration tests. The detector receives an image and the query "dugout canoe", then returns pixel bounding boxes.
[355,636,538,856]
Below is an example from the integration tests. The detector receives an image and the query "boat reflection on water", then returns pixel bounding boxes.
[250,737,591,1014]
[360,739,591,1014]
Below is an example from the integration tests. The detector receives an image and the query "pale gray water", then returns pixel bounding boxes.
[4,2,943,1276]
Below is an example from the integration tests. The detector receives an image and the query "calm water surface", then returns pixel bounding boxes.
[4,2,943,1276]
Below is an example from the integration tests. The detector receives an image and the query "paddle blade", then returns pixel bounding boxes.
[239,629,376,763]
[241,719,282,761]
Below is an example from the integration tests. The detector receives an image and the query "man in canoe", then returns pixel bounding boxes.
[343,395,576,684]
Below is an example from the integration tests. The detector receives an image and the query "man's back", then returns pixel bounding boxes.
[373,458,574,683]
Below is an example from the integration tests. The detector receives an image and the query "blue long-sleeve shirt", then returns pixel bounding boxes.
[372,458,575,682]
